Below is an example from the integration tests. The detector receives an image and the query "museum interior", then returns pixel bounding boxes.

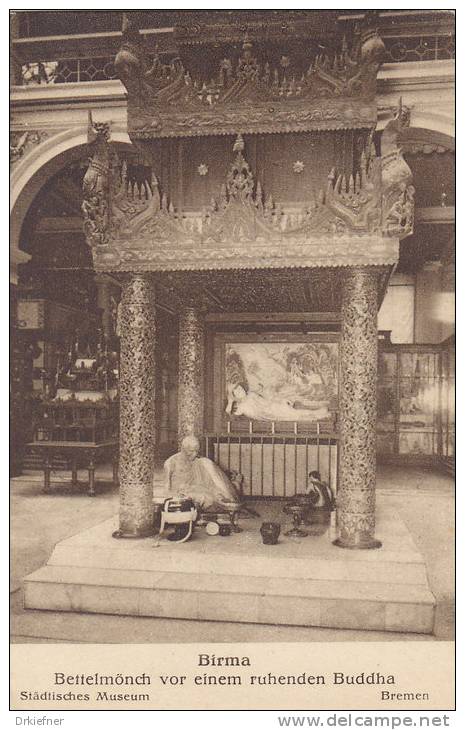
[10,10,454,636]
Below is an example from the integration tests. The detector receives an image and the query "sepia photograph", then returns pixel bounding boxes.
[9,7,455,712]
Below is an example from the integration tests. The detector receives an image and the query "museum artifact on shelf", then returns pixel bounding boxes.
[28,332,119,496]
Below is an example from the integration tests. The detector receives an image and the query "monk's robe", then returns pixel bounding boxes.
[162,452,239,510]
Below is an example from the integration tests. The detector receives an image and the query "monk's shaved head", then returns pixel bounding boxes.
[181,435,200,450]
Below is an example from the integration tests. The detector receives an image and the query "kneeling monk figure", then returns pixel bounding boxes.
[163,435,240,511]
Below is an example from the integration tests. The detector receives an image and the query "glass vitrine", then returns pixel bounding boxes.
[377,343,453,461]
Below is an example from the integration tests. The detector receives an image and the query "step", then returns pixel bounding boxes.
[24,564,435,634]
[22,498,437,634]
[47,541,429,586]
[44,508,429,588]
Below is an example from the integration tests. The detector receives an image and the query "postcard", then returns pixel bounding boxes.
[9,6,456,718]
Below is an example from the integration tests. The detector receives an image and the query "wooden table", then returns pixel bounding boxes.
[26,441,119,496]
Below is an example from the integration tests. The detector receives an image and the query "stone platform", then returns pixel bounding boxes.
[23,496,435,634]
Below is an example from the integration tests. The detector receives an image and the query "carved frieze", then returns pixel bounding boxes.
[173,11,341,48]
[93,236,399,274]
[114,15,384,139]
[110,133,382,241]
[83,112,413,273]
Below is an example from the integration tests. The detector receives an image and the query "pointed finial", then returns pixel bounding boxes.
[242,33,253,54]
[394,95,410,127]
[87,110,95,143]
[121,11,140,38]
[327,167,336,189]
[233,134,245,153]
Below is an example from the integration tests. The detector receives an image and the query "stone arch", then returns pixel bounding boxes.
[377,105,454,142]
[10,126,132,282]
[401,126,455,154]
[407,110,454,141]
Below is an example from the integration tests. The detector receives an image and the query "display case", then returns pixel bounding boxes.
[34,338,119,444]
[439,336,455,473]
[377,342,454,464]
[28,335,119,494]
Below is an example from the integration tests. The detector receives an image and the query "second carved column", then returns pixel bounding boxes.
[178,307,205,444]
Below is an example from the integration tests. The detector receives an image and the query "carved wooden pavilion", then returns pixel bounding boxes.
[82,13,414,549]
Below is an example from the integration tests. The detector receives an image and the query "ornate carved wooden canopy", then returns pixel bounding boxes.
[82,106,414,274]
[81,13,414,286]
[114,14,384,140]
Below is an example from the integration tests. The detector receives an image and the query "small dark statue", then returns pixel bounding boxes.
[302,470,335,526]
[306,470,335,511]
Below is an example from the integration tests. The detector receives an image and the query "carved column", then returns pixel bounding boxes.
[178,307,205,444]
[115,274,156,538]
[334,267,382,549]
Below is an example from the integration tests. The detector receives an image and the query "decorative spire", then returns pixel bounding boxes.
[226,135,254,200]
[233,134,245,153]
[82,113,111,248]
[87,110,110,146]
[395,96,411,127]
[236,36,259,81]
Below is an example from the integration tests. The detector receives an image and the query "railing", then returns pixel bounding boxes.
[20,57,118,85]
[205,429,338,499]
[14,29,455,86]
[383,33,454,63]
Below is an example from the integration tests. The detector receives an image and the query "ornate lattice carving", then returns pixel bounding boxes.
[335,267,381,549]
[380,99,415,240]
[117,274,157,537]
[87,133,402,273]
[114,15,384,138]
[178,308,205,445]
[157,268,343,313]
[81,113,111,248]
[82,108,413,274]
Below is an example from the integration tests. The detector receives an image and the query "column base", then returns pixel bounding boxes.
[112,527,155,540]
[333,536,382,550]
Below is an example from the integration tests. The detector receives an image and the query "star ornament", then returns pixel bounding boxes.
[198,164,209,176]
[293,160,305,174]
